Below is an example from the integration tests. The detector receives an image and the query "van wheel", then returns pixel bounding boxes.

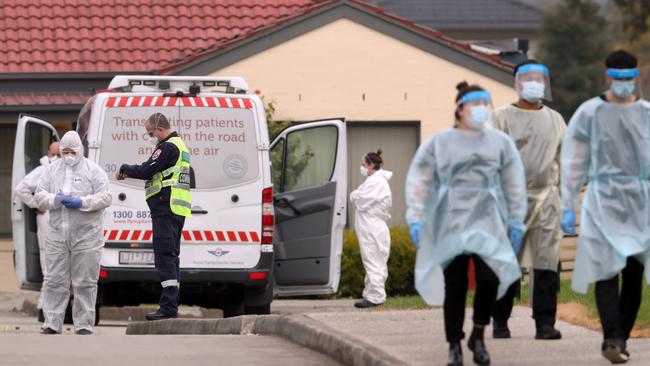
[95,304,100,326]
[245,304,270,315]
[63,302,73,324]
[223,287,245,318]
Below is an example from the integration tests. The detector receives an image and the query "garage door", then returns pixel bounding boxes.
[347,122,418,228]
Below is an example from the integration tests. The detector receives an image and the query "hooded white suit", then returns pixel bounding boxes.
[35,131,111,333]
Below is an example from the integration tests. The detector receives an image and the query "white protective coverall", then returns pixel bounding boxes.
[492,105,566,270]
[14,155,54,309]
[350,169,393,304]
[561,98,650,293]
[35,131,111,333]
[405,128,527,305]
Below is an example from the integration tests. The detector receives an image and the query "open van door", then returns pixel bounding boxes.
[270,119,347,296]
[11,115,59,290]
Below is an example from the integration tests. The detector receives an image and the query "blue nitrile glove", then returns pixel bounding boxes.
[561,209,576,236]
[54,192,66,206]
[508,227,524,255]
[62,197,83,209]
[409,223,423,249]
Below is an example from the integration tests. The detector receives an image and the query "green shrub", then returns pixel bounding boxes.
[337,227,417,298]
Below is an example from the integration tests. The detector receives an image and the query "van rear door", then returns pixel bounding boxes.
[11,115,59,290]
[270,119,347,296]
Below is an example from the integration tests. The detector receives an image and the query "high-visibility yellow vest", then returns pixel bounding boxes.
[144,136,192,217]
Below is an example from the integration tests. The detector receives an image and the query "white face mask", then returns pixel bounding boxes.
[467,105,490,129]
[520,81,545,103]
[359,166,368,177]
[63,154,78,166]
[148,134,159,146]
[611,80,636,99]
[49,155,60,163]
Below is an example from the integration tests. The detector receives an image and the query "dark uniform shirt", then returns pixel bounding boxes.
[120,132,180,217]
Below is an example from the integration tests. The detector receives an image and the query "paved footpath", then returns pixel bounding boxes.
[308,306,650,366]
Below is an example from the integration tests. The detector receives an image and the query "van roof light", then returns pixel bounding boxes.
[108,75,249,94]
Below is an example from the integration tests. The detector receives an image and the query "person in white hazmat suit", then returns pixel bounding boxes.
[561,50,650,364]
[490,60,565,341]
[14,141,60,319]
[350,150,392,308]
[406,82,527,366]
[35,131,111,335]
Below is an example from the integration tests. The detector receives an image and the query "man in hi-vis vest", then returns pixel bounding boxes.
[117,113,192,320]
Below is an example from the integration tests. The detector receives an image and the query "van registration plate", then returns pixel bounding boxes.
[119,251,155,265]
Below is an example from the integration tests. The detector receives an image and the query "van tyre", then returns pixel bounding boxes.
[63,302,73,324]
[95,303,100,326]
[245,304,271,315]
[223,286,245,318]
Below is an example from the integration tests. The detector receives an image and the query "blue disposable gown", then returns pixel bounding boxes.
[405,128,527,305]
[561,97,650,293]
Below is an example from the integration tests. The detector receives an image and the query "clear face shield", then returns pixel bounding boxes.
[457,90,493,130]
[515,63,552,103]
[607,68,642,99]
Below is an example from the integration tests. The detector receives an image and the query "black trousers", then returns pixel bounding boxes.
[595,257,644,341]
[492,268,559,328]
[152,214,185,315]
[444,255,499,343]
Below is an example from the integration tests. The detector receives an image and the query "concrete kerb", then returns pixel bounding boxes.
[126,314,409,366]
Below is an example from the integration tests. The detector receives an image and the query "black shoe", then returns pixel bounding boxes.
[447,342,463,366]
[354,299,381,309]
[75,329,93,335]
[145,310,178,321]
[40,327,59,335]
[601,339,629,364]
[468,335,491,365]
[492,322,510,339]
[621,341,630,359]
[535,325,562,340]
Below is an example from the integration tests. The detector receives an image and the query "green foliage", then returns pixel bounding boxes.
[537,0,611,120]
[613,0,650,41]
[263,96,313,191]
[337,227,417,298]
[611,1,650,97]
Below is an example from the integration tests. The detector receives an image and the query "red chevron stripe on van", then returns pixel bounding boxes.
[102,229,260,243]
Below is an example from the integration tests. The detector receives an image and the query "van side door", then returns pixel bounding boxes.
[11,115,59,290]
[270,119,347,296]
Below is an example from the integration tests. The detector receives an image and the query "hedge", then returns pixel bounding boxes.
[337,227,417,298]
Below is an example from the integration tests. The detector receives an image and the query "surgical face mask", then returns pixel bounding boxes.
[467,105,490,129]
[48,155,60,163]
[148,134,159,146]
[359,165,368,177]
[360,166,368,177]
[611,80,635,98]
[520,81,545,103]
[63,154,77,166]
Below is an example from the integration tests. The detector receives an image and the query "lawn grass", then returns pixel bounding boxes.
[382,279,650,328]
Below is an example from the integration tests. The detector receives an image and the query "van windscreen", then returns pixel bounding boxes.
[99,97,259,190]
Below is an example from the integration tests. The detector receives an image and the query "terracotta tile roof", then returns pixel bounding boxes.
[0,0,319,73]
[0,0,512,78]
[165,0,514,73]
[0,93,89,106]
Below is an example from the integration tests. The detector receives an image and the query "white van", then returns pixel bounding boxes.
[11,75,347,320]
